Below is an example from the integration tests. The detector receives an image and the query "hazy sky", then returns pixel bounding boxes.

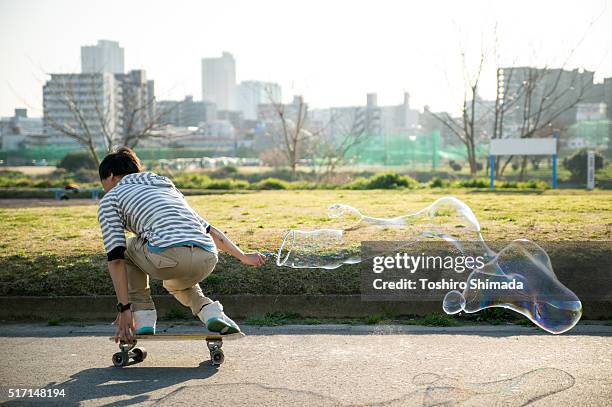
[1,0,611,118]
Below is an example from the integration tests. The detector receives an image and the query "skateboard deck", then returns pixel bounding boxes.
[108,332,245,341]
[109,331,244,367]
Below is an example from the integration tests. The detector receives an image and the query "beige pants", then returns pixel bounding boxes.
[124,236,218,315]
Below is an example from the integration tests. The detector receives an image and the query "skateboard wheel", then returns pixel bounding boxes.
[133,348,147,363]
[112,352,127,367]
[211,350,224,365]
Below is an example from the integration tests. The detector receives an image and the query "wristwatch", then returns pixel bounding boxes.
[116,302,132,313]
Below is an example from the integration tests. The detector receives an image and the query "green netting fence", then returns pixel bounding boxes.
[565,120,609,148]
[344,131,488,167]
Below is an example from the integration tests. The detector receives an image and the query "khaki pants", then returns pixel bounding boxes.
[124,236,218,315]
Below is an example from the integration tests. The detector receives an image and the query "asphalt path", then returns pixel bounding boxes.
[0,323,611,406]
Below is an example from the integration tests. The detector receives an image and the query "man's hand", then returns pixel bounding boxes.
[240,252,266,267]
[112,309,136,343]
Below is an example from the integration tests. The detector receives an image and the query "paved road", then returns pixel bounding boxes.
[0,323,611,406]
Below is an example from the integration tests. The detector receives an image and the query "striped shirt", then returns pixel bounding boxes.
[97,172,216,257]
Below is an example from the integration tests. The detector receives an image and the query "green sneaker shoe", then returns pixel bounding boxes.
[197,301,240,334]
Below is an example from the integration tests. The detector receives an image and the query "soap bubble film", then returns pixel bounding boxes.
[276,196,582,334]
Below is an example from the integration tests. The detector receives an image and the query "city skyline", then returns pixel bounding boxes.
[1,0,611,118]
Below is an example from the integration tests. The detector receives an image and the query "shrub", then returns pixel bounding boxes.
[345,177,369,189]
[32,179,53,188]
[524,179,548,189]
[449,160,462,171]
[418,313,458,327]
[498,180,548,189]
[57,152,97,172]
[429,177,451,188]
[255,178,289,190]
[500,181,519,189]
[206,179,246,190]
[210,165,238,178]
[206,179,233,190]
[360,172,418,189]
[457,178,489,188]
[563,149,605,182]
[365,314,381,325]
[172,174,212,189]
[233,180,250,189]
[290,181,320,190]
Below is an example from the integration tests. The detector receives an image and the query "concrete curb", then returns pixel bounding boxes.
[1,295,610,320]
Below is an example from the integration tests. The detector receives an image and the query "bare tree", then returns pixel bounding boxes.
[314,107,369,182]
[44,73,175,166]
[44,75,107,166]
[427,46,486,176]
[263,88,313,180]
[428,15,598,179]
[495,66,592,179]
[492,9,603,180]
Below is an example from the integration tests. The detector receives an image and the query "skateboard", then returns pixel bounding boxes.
[108,332,244,367]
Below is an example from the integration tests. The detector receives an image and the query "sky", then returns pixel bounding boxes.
[1,0,611,118]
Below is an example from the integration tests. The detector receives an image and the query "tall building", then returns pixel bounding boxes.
[309,92,419,139]
[201,52,236,110]
[157,96,217,127]
[255,95,309,150]
[0,109,44,151]
[43,70,156,147]
[43,41,158,149]
[43,73,122,147]
[115,70,156,136]
[81,40,125,74]
[605,78,612,151]
[498,67,595,137]
[236,80,281,120]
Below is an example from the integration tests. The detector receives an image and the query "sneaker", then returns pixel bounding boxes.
[197,301,240,334]
[134,309,157,335]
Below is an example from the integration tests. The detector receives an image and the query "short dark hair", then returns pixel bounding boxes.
[98,147,144,180]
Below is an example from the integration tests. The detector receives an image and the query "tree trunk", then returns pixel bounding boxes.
[499,155,514,178]
[290,153,297,181]
[518,156,528,181]
[88,144,100,168]
[466,141,477,176]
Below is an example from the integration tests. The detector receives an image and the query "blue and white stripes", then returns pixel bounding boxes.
[97,172,216,255]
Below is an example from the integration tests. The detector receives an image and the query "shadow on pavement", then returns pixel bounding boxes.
[31,367,569,406]
[0,362,218,406]
[153,367,576,406]
[369,367,575,406]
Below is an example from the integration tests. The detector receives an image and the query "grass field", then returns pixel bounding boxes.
[0,189,610,297]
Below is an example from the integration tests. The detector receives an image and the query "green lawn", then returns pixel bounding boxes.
[0,189,610,296]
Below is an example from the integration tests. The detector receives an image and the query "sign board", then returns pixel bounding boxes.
[490,138,557,156]
[587,150,595,190]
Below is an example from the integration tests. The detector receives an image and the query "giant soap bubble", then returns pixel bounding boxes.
[446,239,582,334]
[276,196,582,334]
[277,197,493,268]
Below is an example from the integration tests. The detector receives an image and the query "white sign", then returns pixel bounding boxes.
[587,151,595,190]
[490,138,557,156]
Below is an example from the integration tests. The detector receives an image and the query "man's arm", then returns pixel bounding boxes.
[108,259,135,343]
[209,225,265,267]
[98,196,133,342]
[108,259,129,304]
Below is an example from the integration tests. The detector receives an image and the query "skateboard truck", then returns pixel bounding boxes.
[112,339,147,367]
[207,339,224,365]
[111,336,225,367]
